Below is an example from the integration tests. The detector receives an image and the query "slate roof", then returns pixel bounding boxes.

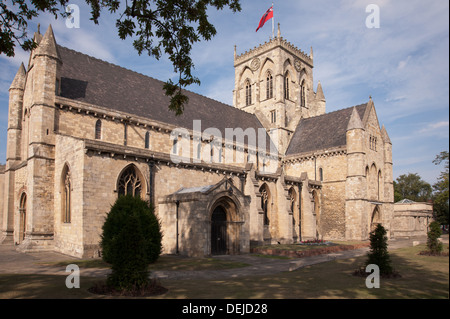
[57,45,271,149]
[57,44,367,157]
[285,103,368,156]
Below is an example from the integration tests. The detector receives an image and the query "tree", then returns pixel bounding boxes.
[1,0,242,115]
[366,224,393,275]
[432,151,449,225]
[393,173,432,203]
[426,221,443,255]
[101,195,162,291]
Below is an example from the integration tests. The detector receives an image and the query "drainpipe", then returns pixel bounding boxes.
[314,154,317,181]
[176,200,180,255]
[148,161,155,205]
[298,183,302,242]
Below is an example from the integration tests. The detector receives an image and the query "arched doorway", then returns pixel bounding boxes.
[19,193,27,243]
[211,206,227,255]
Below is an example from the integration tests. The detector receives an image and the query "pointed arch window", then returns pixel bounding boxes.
[62,166,71,223]
[284,72,290,100]
[95,119,102,140]
[300,80,306,107]
[245,80,252,106]
[118,165,142,197]
[266,72,273,99]
[19,193,27,242]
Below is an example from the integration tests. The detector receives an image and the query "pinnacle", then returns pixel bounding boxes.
[34,24,61,61]
[347,107,364,131]
[316,81,325,101]
[10,63,26,90]
[381,125,392,144]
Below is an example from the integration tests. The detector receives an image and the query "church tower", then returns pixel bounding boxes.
[233,24,326,154]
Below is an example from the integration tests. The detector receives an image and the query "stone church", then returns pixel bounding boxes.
[0,24,394,258]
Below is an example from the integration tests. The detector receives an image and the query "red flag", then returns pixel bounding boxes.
[256,6,273,32]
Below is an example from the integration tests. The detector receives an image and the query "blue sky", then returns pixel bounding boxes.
[0,0,448,186]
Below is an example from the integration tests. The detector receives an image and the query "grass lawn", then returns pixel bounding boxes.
[0,244,447,299]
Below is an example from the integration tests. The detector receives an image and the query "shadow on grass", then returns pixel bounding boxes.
[160,245,449,299]
[0,274,101,299]
[0,245,447,299]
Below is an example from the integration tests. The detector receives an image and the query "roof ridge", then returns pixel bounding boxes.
[302,102,368,121]
[58,44,162,82]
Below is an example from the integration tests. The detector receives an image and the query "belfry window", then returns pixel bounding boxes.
[284,73,290,100]
[266,73,273,99]
[245,80,252,106]
[118,166,142,197]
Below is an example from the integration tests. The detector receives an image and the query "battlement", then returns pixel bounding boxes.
[234,36,313,67]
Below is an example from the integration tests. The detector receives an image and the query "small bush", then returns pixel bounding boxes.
[366,224,393,275]
[100,195,162,291]
[427,221,443,254]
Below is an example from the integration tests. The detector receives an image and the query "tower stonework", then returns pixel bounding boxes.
[233,24,326,154]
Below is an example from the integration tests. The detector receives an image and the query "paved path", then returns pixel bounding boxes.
[0,235,446,280]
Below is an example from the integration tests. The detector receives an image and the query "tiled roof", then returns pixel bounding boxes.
[285,103,368,156]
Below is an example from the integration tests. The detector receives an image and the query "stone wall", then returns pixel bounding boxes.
[392,201,433,238]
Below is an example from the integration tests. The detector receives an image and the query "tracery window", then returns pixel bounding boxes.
[118,166,142,197]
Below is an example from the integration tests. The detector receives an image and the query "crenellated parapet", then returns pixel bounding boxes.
[234,36,313,67]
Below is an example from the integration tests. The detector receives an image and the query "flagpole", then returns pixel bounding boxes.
[272,2,274,39]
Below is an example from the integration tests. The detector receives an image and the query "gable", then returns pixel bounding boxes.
[362,101,381,132]
[285,103,368,156]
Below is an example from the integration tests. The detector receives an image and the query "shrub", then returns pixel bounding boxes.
[100,195,162,291]
[366,224,393,275]
[427,221,443,254]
